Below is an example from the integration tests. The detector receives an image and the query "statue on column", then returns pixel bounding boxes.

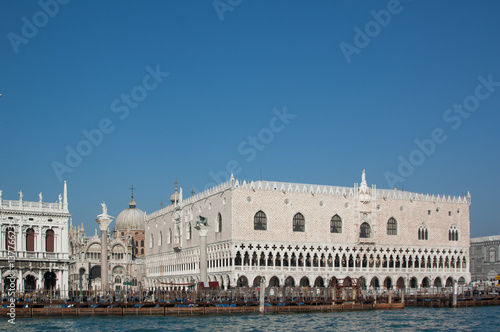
[101,202,108,216]
[39,192,43,203]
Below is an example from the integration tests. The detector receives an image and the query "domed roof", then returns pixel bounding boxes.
[115,196,145,232]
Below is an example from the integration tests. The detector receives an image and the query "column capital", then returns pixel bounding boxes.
[196,228,209,237]
[96,217,113,232]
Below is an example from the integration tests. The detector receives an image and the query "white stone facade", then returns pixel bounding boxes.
[0,182,70,296]
[145,173,471,290]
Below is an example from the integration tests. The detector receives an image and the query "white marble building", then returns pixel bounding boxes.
[0,182,70,296]
[145,172,471,290]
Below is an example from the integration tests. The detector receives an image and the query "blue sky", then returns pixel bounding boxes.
[1,0,499,237]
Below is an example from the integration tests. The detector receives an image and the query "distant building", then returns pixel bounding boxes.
[0,183,70,296]
[470,235,500,281]
[145,171,471,290]
[68,194,146,293]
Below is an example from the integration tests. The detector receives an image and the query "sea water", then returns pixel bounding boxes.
[1,306,499,331]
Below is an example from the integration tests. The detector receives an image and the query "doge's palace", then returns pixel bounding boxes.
[145,171,471,291]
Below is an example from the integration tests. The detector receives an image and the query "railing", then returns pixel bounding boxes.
[0,200,67,213]
[0,250,68,260]
[230,263,468,274]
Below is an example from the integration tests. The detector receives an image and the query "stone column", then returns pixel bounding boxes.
[37,227,42,253]
[96,205,113,293]
[100,228,108,291]
[61,269,69,298]
[16,226,22,254]
[195,219,210,283]
[37,270,42,292]
[199,229,208,283]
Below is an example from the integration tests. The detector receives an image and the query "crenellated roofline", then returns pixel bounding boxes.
[146,173,470,221]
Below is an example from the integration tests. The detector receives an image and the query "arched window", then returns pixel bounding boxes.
[330,215,342,233]
[168,228,172,244]
[293,213,305,232]
[360,222,371,238]
[449,226,458,241]
[140,240,144,247]
[387,218,397,235]
[418,226,428,240]
[174,226,180,244]
[187,222,192,240]
[254,211,267,230]
[5,227,14,250]
[26,228,35,252]
[45,229,55,252]
[217,213,222,233]
[149,234,154,248]
[158,231,162,246]
[140,249,144,255]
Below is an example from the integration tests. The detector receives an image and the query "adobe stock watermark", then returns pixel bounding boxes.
[51,64,169,182]
[6,219,16,324]
[201,106,297,190]
[384,74,500,188]
[339,0,411,64]
[213,0,243,22]
[7,0,71,54]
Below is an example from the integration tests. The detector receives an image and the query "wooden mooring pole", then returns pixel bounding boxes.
[259,278,265,313]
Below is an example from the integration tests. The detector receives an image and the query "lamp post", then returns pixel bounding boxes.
[96,203,114,296]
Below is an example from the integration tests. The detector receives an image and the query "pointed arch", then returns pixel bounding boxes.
[269,276,280,287]
[360,222,371,238]
[449,225,458,241]
[293,213,305,232]
[330,214,342,233]
[217,213,222,233]
[387,217,397,235]
[254,211,267,230]
[187,222,192,240]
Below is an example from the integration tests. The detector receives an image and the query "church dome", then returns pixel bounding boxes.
[115,197,145,232]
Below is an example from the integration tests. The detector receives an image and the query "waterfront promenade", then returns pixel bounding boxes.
[2,285,499,317]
